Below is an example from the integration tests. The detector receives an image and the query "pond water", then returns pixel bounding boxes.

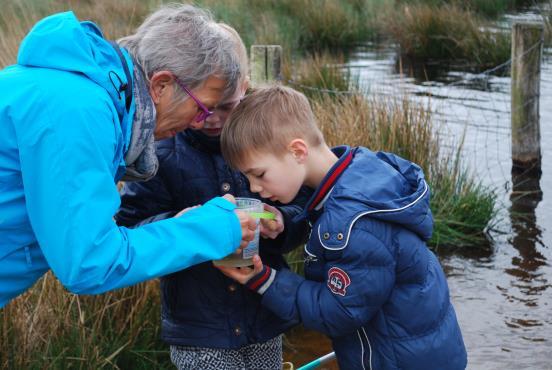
[285,6,551,370]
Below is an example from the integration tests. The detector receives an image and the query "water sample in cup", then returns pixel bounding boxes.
[213,197,261,267]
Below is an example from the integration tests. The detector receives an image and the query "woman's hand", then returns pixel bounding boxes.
[260,204,284,239]
[222,194,256,249]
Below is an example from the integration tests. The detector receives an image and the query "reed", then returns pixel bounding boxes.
[195,0,381,51]
[283,52,357,99]
[386,3,511,68]
[398,0,537,18]
[0,274,169,369]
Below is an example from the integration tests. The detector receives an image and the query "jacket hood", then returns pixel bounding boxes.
[317,147,433,250]
[17,11,130,118]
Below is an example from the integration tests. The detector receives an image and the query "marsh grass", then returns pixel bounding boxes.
[196,0,381,51]
[386,4,512,68]
[1,274,169,369]
[283,52,357,99]
[398,0,538,18]
[0,0,156,68]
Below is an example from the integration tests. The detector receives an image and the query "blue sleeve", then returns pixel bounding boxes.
[261,228,395,337]
[17,94,241,294]
[115,157,176,227]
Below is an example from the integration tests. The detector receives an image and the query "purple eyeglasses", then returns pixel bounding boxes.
[173,76,214,123]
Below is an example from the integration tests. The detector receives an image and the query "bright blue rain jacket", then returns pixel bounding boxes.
[0,12,241,308]
[262,146,467,370]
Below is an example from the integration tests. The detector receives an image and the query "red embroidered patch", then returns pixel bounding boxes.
[327,267,351,296]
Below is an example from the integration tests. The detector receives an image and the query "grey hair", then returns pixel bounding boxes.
[217,22,248,101]
[118,3,241,103]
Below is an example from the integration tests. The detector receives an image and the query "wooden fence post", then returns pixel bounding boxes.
[250,45,282,87]
[511,22,543,175]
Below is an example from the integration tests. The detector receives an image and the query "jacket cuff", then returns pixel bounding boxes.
[205,196,237,211]
[246,265,277,295]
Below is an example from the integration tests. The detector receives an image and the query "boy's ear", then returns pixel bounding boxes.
[288,139,308,163]
[149,71,174,104]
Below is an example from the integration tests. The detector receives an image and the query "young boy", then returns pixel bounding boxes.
[115,28,308,369]
[218,85,468,370]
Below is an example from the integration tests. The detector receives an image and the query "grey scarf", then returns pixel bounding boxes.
[122,61,158,182]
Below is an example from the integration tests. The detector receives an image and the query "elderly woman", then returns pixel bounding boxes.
[0,4,255,308]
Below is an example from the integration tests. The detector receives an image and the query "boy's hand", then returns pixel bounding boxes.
[260,204,284,239]
[215,254,264,284]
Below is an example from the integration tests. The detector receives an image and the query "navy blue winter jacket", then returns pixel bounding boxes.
[255,146,467,370]
[115,130,309,349]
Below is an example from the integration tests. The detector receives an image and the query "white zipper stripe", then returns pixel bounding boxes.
[356,330,367,370]
[318,181,429,250]
[304,243,316,257]
[362,327,373,370]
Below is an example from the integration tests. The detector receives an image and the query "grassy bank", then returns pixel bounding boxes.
[399,0,537,18]
[1,0,524,69]
[0,276,169,369]
[386,3,511,68]
[196,0,385,51]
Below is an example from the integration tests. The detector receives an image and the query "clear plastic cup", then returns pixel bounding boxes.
[213,197,262,267]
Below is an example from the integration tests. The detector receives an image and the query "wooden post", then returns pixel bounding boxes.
[511,22,543,175]
[250,45,282,87]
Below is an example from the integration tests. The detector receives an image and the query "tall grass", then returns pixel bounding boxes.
[0,275,169,369]
[0,0,521,69]
[386,3,511,68]
[0,0,155,68]
[196,0,382,51]
[283,52,357,99]
[398,0,537,18]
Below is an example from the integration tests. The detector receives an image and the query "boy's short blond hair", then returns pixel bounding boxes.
[221,85,324,169]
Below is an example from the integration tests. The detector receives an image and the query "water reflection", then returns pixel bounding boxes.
[394,55,510,91]
[503,167,549,337]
